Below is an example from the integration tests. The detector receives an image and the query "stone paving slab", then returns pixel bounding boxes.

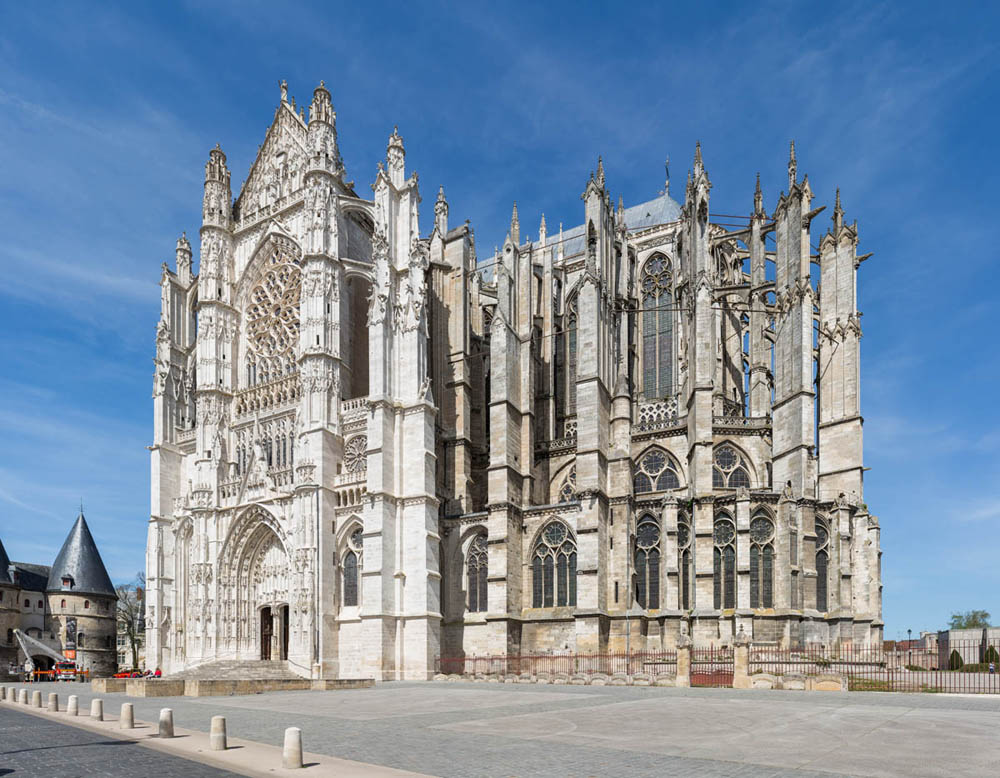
[0,705,242,777]
[5,681,1000,777]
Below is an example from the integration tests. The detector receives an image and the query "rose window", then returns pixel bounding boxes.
[344,435,368,473]
[246,246,301,374]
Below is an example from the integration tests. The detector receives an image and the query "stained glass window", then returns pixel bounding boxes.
[749,516,774,608]
[343,550,358,607]
[634,515,661,609]
[467,535,488,613]
[713,445,752,490]
[532,521,577,608]
[713,517,736,609]
[815,520,829,612]
[633,448,681,494]
[641,254,673,400]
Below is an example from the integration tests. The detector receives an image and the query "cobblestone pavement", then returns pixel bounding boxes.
[5,681,1000,777]
[0,705,243,777]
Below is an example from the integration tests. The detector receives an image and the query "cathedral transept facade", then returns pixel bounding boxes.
[146,81,882,680]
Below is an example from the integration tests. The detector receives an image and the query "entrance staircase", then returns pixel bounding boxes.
[167,660,304,681]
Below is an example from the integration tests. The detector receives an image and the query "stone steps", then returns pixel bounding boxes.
[168,660,301,681]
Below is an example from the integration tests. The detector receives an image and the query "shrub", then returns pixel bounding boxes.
[948,649,964,671]
[904,664,924,672]
[984,645,999,665]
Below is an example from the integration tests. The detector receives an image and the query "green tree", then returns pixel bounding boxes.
[985,645,999,665]
[949,610,991,629]
[948,649,964,670]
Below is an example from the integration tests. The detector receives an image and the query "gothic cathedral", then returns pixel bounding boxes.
[146,81,882,680]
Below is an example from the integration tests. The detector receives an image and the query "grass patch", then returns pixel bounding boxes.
[848,677,892,692]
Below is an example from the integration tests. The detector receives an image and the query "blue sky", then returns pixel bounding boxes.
[0,1,996,637]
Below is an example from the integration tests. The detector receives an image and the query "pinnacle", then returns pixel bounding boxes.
[694,141,703,167]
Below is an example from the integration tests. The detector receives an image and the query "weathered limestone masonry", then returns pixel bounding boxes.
[147,81,882,681]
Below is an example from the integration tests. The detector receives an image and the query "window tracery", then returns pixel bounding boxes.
[677,518,692,610]
[713,516,736,609]
[712,445,751,489]
[749,515,774,608]
[557,466,577,502]
[634,514,661,609]
[532,521,577,608]
[467,534,488,613]
[640,254,673,400]
[815,520,829,612]
[555,296,578,425]
[633,448,680,494]
[342,527,363,608]
[344,435,368,473]
[245,244,301,385]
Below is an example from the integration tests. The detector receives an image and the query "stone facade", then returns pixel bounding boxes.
[146,81,882,681]
[0,515,117,677]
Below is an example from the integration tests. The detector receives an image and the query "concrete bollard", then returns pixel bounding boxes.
[282,726,303,769]
[0,686,5,700]
[67,695,79,716]
[210,715,227,751]
[31,690,42,708]
[18,689,28,705]
[120,703,134,730]
[158,708,174,738]
[90,698,103,721]
[48,693,59,712]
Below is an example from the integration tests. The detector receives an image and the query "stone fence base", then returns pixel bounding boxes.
[110,677,375,698]
[433,672,677,687]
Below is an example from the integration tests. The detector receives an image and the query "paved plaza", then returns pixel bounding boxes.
[0,705,241,777]
[3,681,999,777]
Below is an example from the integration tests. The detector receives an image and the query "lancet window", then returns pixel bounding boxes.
[713,516,736,610]
[554,296,578,426]
[677,518,692,610]
[557,466,577,502]
[712,445,751,489]
[633,448,680,494]
[532,521,577,608]
[749,515,774,608]
[342,527,363,608]
[641,254,674,400]
[634,514,661,609]
[815,520,829,612]
[466,534,488,613]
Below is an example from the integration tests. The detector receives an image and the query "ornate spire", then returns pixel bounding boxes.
[833,187,844,233]
[616,194,625,230]
[788,140,797,189]
[280,79,288,103]
[386,125,405,186]
[539,213,547,245]
[753,172,764,217]
[596,155,606,188]
[434,186,448,234]
[509,201,520,245]
[694,141,703,170]
[309,80,334,125]
[664,156,670,196]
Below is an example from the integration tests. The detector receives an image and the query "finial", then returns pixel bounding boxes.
[320,79,325,88]
[511,201,519,224]
[754,173,764,216]
[596,155,605,187]
[540,212,546,234]
[664,156,670,196]
[280,80,288,103]
[788,140,797,188]
[833,187,844,232]
[694,141,702,168]
[437,185,446,200]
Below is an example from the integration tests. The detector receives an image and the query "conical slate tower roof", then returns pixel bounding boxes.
[0,536,11,584]
[46,513,115,597]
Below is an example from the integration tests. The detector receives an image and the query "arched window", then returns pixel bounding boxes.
[555,296,578,427]
[633,448,680,494]
[78,633,85,648]
[712,445,751,489]
[815,521,829,612]
[342,527,363,608]
[678,518,692,610]
[713,517,736,609]
[60,599,66,609]
[532,521,577,608]
[467,535,488,613]
[640,255,673,400]
[634,514,661,609]
[557,466,577,502]
[84,600,90,610]
[749,515,774,608]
